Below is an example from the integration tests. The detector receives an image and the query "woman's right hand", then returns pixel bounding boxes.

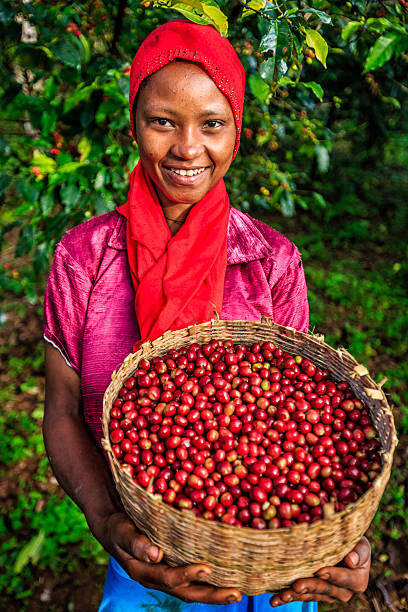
[94,510,243,605]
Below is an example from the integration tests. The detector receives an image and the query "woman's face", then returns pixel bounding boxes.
[134,61,236,206]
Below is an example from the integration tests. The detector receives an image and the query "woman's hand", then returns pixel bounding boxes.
[95,510,242,605]
[269,536,371,607]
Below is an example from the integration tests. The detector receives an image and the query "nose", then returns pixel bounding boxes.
[170,125,205,160]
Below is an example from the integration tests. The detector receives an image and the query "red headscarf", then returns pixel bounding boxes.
[117,21,245,347]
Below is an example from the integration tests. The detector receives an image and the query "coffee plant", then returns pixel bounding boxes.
[0,0,407,304]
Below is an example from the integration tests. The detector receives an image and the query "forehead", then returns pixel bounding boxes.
[137,61,233,113]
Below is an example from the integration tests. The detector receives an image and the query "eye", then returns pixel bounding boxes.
[204,119,223,129]
[152,118,173,127]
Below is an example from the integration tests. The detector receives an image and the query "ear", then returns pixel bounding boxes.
[132,106,138,144]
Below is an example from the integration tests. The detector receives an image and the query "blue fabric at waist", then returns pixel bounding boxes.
[98,556,318,612]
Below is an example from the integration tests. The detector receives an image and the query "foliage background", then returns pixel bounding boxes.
[0,0,407,609]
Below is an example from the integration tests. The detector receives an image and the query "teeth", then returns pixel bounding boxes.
[169,167,206,176]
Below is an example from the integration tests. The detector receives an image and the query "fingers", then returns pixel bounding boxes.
[136,562,213,591]
[315,537,371,593]
[343,536,371,570]
[270,576,353,606]
[315,565,369,593]
[172,583,242,605]
[273,537,372,607]
[294,577,353,602]
[106,511,232,601]
[142,579,242,605]
[270,592,336,606]
[107,512,164,563]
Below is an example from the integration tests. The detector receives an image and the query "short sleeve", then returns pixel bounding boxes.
[44,243,92,374]
[270,250,309,333]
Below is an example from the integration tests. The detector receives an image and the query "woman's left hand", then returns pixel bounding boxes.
[269,536,371,607]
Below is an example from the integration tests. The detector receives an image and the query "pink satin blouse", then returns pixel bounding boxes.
[44,207,309,447]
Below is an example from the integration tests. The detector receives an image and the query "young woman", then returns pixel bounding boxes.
[43,20,370,611]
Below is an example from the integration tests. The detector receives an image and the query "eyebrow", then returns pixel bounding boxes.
[144,106,231,118]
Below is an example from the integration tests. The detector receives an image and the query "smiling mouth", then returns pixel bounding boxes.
[166,167,208,177]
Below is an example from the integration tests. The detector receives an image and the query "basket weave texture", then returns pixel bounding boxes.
[102,317,398,594]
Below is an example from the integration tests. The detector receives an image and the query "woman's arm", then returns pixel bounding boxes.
[43,343,242,605]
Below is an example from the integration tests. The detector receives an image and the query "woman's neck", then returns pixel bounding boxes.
[153,184,195,236]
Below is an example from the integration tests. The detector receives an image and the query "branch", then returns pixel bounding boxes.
[382,72,408,94]
[272,0,284,15]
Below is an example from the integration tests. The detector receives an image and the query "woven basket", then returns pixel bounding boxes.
[102,317,397,594]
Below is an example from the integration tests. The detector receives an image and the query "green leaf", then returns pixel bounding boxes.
[392,33,408,57]
[315,145,330,173]
[0,1,15,25]
[61,183,81,209]
[275,76,295,88]
[78,33,91,63]
[41,109,57,137]
[0,134,10,157]
[166,0,203,10]
[94,169,106,191]
[32,150,56,174]
[365,17,390,34]
[241,0,266,19]
[351,0,366,11]
[303,81,324,101]
[93,194,108,215]
[165,3,213,27]
[51,37,83,68]
[37,44,56,60]
[270,185,284,207]
[282,7,298,19]
[33,244,50,275]
[43,76,58,101]
[364,35,396,71]
[312,192,327,208]
[201,0,228,35]
[305,28,328,68]
[78,135,91,162]
[281,190,294,217]
[16,178,39,203]
[58,162,85,173]
[95,99,118,123]
[259,20,292,82]
[80,104,94,128]
[14,531,45,574]
[14,202,34,216]
[40,191,54,215]
[292,33,304,64]
[259,58,276,84]
[341,21,360,42]
[381,95,401,109]
[259,21,278,53]
[63,84,95,114]
[15,226,35,258]
[301,8,332,24]
[275,59,288,81]
[0,173,11,196]
[249,72,270,105]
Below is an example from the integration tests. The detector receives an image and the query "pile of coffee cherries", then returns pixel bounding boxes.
[109,340,381,529]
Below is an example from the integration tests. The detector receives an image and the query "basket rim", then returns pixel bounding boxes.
[102,316,398,537]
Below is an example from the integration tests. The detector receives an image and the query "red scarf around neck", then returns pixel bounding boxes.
[117,162,230,345]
